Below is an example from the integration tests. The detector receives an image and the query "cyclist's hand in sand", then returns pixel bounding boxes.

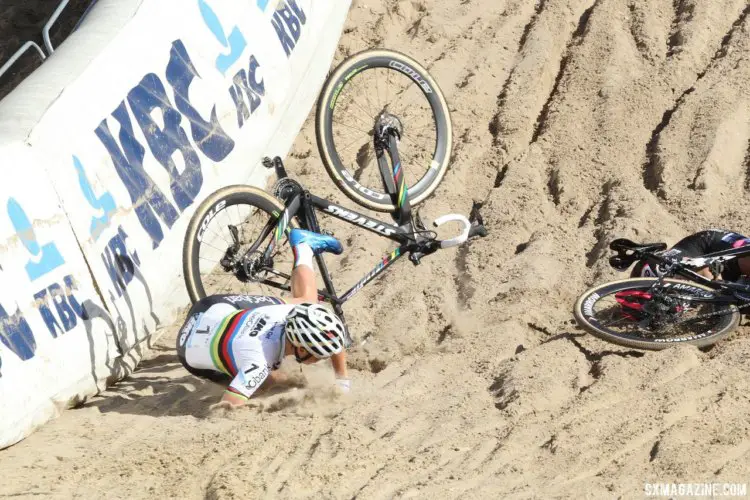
[267,370,289,386]
[209,400,237,412]
[335,377,351,394]
[211,390,248,411]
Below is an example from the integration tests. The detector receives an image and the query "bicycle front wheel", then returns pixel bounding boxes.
[316,49,452,212]
[183,185,295,303]
[573,278,740,350]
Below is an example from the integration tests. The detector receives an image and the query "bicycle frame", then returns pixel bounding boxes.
[255,190,427,307]
[222,111,489,347]
[244,129,445,341]
[634,244,750,302]
[248,117,436,306]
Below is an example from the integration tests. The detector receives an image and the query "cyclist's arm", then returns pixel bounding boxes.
[219,351,271,407]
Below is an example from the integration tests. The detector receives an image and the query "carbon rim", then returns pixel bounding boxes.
[318,50,451,211]
[576,279,738,347]
[185,189,293,301]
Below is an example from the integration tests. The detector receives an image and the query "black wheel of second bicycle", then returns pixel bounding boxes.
[573,278,740,350]
[316,49,452,212]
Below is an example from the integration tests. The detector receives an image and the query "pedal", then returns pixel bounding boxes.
[262,156,274,169]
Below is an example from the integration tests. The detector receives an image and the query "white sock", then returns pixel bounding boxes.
[293,243,314,270]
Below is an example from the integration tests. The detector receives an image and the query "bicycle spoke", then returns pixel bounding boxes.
[337,134,371,156]
[332,118,372,136]
[375,68,381,115]
[386,67,392,111]
[200,240,228,254]
[359,76,379,117]
[599,315,633,328]
[344,96,376,124]
[334,109,373,131]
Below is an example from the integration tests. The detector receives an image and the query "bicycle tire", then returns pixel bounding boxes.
[183,185,294,303]
[573,278,740,350]
[316,49,452,212]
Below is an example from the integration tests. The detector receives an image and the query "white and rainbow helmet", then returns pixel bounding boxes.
[285,303,346,359]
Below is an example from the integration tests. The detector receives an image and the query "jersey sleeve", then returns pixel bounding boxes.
[224,332,273,401]
[226,357,271,400]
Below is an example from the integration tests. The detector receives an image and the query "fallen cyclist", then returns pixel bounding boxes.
[631,229,750,281]
[176,228,350,408]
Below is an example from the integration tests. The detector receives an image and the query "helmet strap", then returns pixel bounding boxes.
[294,346,314,363]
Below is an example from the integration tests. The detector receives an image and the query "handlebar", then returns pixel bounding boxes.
[408,212,488,265]
[433,214,472,248]
[430,213,488,248]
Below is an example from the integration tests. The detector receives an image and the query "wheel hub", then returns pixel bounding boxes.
[375,112,403,144]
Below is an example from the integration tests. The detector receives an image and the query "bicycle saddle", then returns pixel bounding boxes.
[609,238,667,253]
[608,238,668,271]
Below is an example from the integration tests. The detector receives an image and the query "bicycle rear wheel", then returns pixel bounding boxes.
[573,278,740,349]
[183,185,295,303]
[316,49,452,212]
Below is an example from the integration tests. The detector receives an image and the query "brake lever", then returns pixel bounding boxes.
[468,222,488,238]
[433,214,471,249]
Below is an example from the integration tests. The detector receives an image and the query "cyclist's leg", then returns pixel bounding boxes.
[176,298,232,383]
[291,257,317,303]
[671,231,718,278]
[630,234,710,279]
[288,229,343,303]
[287,229,348,381]
[738,257,750,276]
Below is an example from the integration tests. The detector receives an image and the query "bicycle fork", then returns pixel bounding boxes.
[375,115,413,228]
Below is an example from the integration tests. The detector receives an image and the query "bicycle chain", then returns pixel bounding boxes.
[672,296,750,325]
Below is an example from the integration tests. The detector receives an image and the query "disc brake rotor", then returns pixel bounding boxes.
[241,250,269,282]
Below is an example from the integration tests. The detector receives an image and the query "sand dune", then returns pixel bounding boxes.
[1,0,749,498]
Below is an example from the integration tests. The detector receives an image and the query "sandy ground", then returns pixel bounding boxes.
[2,0,750,498]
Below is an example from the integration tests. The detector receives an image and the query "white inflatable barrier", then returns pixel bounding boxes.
[0,0,352,449]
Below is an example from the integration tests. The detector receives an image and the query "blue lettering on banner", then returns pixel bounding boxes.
[257,0,270,12]
[33,275,89,338]
[229,55,265,128]
[100,225,141,298]
[93,3,275,248]
[166,40,236,161]
[73,155,117,241]
[198,0,247,74]
[95,102,180,250]
[272,0,307,57]
[7,198,66,281]
[128,73,203,212]
[0,301,36,361]
[95,37,245,249]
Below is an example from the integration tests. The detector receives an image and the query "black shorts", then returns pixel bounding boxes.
[631,230,748,281]
[175,294,283,383]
